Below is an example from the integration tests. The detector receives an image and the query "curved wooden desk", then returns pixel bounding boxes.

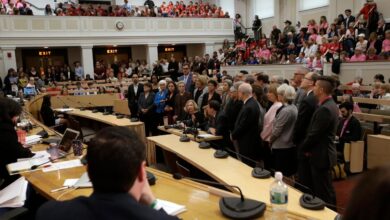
[147,134,338,220]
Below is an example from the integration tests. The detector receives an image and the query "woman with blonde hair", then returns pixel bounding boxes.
[182,99,205,129]
[193,75,209,108]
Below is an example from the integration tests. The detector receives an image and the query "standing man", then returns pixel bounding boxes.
[177,64,192,93]
[344,9,355,29]
[299,76,338,207]
[231,83,260,165]
[168,57,179,81]
[252,15,262,41]
[74,61,84,80]
[282,20,296,37]
[123,0,132,12]
[128,73,144,119]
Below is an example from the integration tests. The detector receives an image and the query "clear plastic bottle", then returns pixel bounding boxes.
[270,172,288,220]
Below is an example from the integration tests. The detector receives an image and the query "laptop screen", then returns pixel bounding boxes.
[24,87,36,96]
[58,128,80,152]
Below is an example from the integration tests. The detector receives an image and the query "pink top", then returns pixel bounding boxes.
[350,54,367,62]
[382,39,390,52]
[261,102,283,142]
[257,49,271,60]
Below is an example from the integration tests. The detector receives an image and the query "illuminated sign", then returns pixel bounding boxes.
[38,51,51,56]
[164,47,175,52]
[107,49,118,54]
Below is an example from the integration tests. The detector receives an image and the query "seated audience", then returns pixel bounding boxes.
[36,127,178,220]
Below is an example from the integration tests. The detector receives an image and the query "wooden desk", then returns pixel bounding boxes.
[113,99,131,116]
[147,135,337,220]
[353,97,390,106]
[65,109,145,142]
[353,112,390,123]
[367,134,390,169]
[158,126,223,142]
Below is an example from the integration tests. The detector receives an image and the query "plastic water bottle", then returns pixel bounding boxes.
[270,172,288,220]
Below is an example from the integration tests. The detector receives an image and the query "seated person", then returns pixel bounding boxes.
[336,102,362,162]
[182,99,205,129]
[0,98,34,191]
[205,100,230,148]
[40,95,68,128]
[36,127,178,220]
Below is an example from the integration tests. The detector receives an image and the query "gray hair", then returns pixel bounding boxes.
[238,83,252,95]
[159,80,167,85]
[230,81,244,92]
[277,84,296,101]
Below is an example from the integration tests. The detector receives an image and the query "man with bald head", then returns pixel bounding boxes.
[231,83,261,165]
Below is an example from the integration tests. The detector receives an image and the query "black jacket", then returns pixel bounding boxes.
[301,98,339,169]
[200,92,221,110]
[337,115,362,146]
[36,192,178,220]
[344,16,355,29]
[138,92,156,116]
[128,84,144,107]
[231,97,261,160]
[294,91,318,147]
[183,111,205,129]
[224,99,243,132]
[40,105,56,127]
[0,122,34,189]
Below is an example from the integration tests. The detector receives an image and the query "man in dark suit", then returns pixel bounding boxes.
[344,9,355,28]
[36,127,177,220]
[300,76,339,208]
[294,72,319,191]
[177,64,192,92]
[128,73,144,119]
[336,102,362,161]
[231,83,260,166]
[168,57,179,81]
[206,100,230,149]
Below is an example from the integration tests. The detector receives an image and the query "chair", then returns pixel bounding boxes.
[67,116,95,143]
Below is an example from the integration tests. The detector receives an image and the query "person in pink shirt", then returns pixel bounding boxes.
[382,30,390,55]
[350,47,367,62]
[318,16,329,32]
[261,84,283,142]
[256,44,271,63]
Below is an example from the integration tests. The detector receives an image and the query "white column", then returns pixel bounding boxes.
[204,42,215,56]
[1,46,17,74]
[81,45,94,79]
[146,43,158,67]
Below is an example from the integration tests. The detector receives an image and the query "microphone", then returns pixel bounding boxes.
[223,147,271,179]
[56,96,69,108]
[64,97,88,111]
[88,102,100,113]
[173,173,266,219]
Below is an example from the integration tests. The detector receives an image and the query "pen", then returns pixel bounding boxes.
[51,186,70,193]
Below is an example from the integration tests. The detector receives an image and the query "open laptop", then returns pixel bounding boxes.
[23,87,36,97]
[47,128,80,160]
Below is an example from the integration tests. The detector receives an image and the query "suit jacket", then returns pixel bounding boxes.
[127,83,144,107]
[231,97,260,159]
[178,73,193,92]
[344,16,355,29]
[337,116,362,147]
[36,192,178,220]
[0,122,34,189]
[200,92,222,109]
[300,98,339,169]
[174,92,192,121]
[138,92,156,115]
[294,91,318,148]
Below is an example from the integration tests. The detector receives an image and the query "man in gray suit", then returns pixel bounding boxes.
[177,64,192,93]
[300,76,338,208]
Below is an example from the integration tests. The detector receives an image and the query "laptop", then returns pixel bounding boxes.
[47,128,80,160]
[23,87,36,97]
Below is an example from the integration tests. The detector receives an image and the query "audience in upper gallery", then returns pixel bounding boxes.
[0,0,230,18]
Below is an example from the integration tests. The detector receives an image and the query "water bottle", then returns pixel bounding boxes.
[270,171,288,220]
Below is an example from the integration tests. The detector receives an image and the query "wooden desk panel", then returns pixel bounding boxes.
[367,135,390,169]
[147,135,337,220]
[113,100,131,116]
[158,126,223,142]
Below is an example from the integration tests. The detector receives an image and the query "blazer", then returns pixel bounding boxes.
[183,111,205,129]
[200,92,222,110]
[293,91,318,147]
[224,99,243,132]
[270,104,298,150]
[138,92,155,115]
[344,16,355,29]
[231,97,261,158]
[40,105,56,127]
[36,192,178,220]
[174,92,192,121]
[193,87,208,108]
[0,122,34,189]
[127,83,144,107]
[337,115,362,147]
[178,73,193,92]
[300,98,339,169]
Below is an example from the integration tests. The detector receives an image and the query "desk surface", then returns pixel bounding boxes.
[147,134,337,220]
[158,126,223,142]
[66,109,143,127]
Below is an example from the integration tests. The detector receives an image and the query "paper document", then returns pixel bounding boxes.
[198,134,215,138]
[157,199,186,216]
[26,135,42,145]
[55,108,74,113]
[8,155,51,175]
[42,159,82,172]
[0,177,28,208]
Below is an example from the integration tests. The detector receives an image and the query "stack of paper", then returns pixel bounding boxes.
[26,135,42,145]
[0,177,28,208]
[157,199,186,216]
[54,108,74,113]
[42,159,83,172]
[7,155,51,175]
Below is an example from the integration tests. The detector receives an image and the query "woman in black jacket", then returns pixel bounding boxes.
[40,95,67,128]
[0,97,34,189]
[182,99,205,130]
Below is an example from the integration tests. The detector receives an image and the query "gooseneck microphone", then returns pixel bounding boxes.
[173,173,266,219]
[56,96,69,108]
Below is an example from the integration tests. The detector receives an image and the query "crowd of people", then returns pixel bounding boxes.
[229,1,390,72]
[0,0,230,18]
